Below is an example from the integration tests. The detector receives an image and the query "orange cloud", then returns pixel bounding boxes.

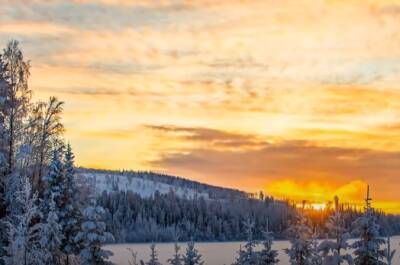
[267,179,367,202]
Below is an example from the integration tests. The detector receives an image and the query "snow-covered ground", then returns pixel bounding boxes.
[106,236,400,265]
[79,172,210,199]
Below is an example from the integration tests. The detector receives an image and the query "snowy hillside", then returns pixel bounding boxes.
[77,168,247,200]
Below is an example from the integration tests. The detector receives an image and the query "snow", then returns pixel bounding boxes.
[106,237,400,265]
[79,172,210,200]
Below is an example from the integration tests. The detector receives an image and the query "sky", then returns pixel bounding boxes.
[1,0,400,212]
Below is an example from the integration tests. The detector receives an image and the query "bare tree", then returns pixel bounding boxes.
[0,40,31,175]
[29,97,64,191]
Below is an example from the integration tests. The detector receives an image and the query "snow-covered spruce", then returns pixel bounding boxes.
[351,187,386,265]
[285,212,314,265]
[318,196,353,265]
[146,243,162,265]
[182,240,204,265]
[3,176,47,265]
[168,242,183,265]
[61,144,82,263]
[257,221,279,265]
[75,200,114,265]
[309,232,322,265]
[232,219,259,265]
[40,196,64,264]
[42,149,64,212]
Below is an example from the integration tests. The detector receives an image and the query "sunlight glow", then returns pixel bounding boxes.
[310,203,327,211]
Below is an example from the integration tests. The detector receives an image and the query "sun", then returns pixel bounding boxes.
[310,203,326,211]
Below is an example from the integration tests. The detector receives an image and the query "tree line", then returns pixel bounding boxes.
[128,192,397,265]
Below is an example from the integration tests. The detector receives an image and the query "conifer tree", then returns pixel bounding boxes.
[40,196,63,265]
[61,144,82,264]
[42,149,64,210]
[258,220,279,265]
[351,186,385,265]
[146,243,162,265]
[3,176,46,265]
[168,242,183,265]
[233,219,258,265]
[75,199,114,265]
[182,240,204,265]
[285,212,314,265]
[318,196,353,265]
[310,232,322,265]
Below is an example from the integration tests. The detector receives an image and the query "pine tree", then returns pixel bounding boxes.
[285,212,314,265]
[146,243,162,265]
[75,199,114,265]
[61,144,82,264]
[3,176,46,265]
[318,196,353,265]
[351,186,385,265]
[258,220,279,265]
[168,242,183,265]
[233,219,258,265]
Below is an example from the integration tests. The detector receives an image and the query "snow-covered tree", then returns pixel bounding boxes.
[0,40,31,263]
[168,242,183,265]
[3,176,46,265]
[258,220,279,265]
[62,144,82,264]
[233,219,258,265]
[384,236,395,265]
[0,76,8,263]
[351,186,385,265]
[310,232,322,265]
[182,240,204,265]
[31,96,64,190]
[285,213,314,265]
[0,40,31,176]
[318,196,353,265]
[40,196,64,265]
[146,243,162,265]
[42,149,64,208]
[75,200,114,265]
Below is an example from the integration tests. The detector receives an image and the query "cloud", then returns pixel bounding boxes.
[0,22,75,35]
[146,125,264,149]
[2,0,400,212]
[147,127,400,204]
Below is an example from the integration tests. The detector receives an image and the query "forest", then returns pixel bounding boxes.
[1,40,400,265]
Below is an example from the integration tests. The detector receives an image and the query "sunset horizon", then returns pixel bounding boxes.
[2,0,400,214]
